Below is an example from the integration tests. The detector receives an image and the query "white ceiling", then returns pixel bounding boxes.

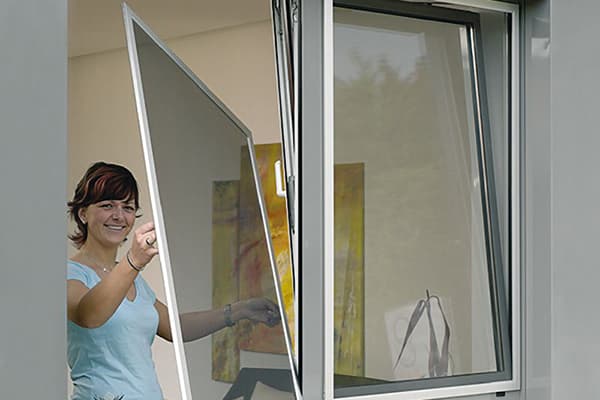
[69,0,271,57]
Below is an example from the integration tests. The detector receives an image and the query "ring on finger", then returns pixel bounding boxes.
[145,237,155,247]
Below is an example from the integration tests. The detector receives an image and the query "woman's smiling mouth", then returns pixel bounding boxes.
[105,224,126,231]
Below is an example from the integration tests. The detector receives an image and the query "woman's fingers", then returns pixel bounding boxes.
[134,223,156,247]
[267,300,281,326]
[264,307,281,327]
[145,235,156,247]
[245,297,281,326]
[129,221,159,268]
[136,221,155,235]
[265,298,279,313]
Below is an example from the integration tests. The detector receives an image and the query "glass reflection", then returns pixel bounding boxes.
[131,20,296,400]
[334,6,502,392]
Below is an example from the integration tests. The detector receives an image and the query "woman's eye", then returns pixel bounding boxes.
[100,204,112,209]
[124,206,135,213]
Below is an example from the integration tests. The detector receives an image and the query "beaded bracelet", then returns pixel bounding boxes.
[126,250,144,272]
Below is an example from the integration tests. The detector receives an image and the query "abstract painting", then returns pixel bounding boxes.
[334,163,365,376]
[211,144,365,382]
[237,143,291,354]
[211,181,241,382]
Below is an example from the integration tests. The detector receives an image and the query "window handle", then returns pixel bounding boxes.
[275,160,286,198]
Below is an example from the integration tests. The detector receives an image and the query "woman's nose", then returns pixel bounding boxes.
[111,207,124,219]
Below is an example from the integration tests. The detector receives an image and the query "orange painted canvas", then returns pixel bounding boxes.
[237,143,293,354]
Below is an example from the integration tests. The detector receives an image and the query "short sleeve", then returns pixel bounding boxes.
[137,276,157,304]
[67,262,94,288]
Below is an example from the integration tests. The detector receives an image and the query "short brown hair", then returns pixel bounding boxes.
[68,162,140,248]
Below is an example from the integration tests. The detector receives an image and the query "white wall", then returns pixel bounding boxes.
[69,19,281,400]
[550,0,600,398]
[0,1,67,399]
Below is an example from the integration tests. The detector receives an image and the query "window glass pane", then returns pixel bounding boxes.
[333,6,507,393]
[131,20,297,400]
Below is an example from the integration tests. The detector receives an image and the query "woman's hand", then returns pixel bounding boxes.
[239,297,281,327]
[175,298,282,342]
[128,221,159,269]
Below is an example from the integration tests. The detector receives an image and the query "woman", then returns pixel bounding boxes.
[67,161,279,400]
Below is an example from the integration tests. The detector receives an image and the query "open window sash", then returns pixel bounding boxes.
[271,0,301,368]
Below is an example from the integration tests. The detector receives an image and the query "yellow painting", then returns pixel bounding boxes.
[211,181,241,382]
[211,144,364,382]
[334,163,365,376]
[237,143,292,354]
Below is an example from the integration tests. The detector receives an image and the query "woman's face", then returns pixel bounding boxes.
[79,199,136,247]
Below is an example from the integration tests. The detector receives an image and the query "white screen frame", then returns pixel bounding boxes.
[122,4,302,399]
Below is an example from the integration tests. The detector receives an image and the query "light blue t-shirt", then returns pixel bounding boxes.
[67,261,164,400]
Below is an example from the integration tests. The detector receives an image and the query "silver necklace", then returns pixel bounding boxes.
[82,252,117,274]
[100,260,118,274]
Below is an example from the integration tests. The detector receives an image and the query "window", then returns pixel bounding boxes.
[298,0,520,398]
[332,3,512,396]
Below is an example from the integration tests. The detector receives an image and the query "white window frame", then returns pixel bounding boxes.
[317,1,521,399]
